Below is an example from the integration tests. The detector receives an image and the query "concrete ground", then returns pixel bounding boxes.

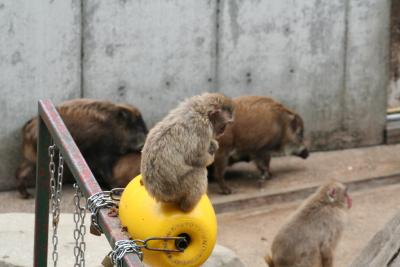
[1,144,400,266]
[217,183,400,267]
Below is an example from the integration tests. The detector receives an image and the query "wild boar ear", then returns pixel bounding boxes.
[117,107,134,122]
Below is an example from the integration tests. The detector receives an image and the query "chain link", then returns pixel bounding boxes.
[110,240,143,266]
[108,236,187,266]
[86,189,123,234]
[73,183,87,267]
[49,143,64,267]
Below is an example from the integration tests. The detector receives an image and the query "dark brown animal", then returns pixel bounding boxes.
[15,99,147,198]
[212,95,309,194]
[141,92,234,211]
[266,181,352,267]
[111,152,142,188]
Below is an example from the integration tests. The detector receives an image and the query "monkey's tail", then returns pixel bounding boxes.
[265,254,274,267]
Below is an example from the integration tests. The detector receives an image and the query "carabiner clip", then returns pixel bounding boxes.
[142,237,188,253]
[110,188,125,201]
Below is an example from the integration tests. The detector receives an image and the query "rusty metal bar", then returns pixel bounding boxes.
[33,115,51,267]
[34,99,143,266]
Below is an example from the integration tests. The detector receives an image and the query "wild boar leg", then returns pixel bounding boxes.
[213,152,232,194]
[15,160,35,198]
[254,153,272,182]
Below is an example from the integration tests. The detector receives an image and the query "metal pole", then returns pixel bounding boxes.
[37,100,143,266]
[33,115,51,267]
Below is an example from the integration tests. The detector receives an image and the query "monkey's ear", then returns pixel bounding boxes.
[327,188,336,202]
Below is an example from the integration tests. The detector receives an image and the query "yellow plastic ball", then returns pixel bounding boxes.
[118,175,217,267]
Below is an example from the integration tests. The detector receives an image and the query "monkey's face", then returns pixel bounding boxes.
[327,184,352,209]
[345,190,352,209]
[209,106,234,137]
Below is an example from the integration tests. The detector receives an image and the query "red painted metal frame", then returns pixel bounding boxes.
[33,100,143,267]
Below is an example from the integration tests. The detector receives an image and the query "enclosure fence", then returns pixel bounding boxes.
[33,99,143,267]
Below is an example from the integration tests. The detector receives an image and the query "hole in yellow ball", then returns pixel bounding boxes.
[175,233,191,251]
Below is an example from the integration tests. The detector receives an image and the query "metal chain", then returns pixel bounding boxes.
[110,240,143,266]
[49,143,64,267]
[73,183,87,267]
[49,143,57,267]
[108,237,187,266]
[87,189,124,234]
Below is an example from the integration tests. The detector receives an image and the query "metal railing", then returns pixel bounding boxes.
[33,99,143,267]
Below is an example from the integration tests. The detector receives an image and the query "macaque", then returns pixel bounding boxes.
[266,181,352,267]
[141,92,234,211]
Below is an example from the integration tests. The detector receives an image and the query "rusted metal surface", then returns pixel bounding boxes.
[34,99,143,266]
[33,116,51,267]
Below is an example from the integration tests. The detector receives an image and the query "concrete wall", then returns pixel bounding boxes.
[0,0,81,190]
[0,0,390,190]
[82,0,218,126]
[218,0,349,150]
[218,0,389,150]
[343,0,389,148]
[389,0,400,109]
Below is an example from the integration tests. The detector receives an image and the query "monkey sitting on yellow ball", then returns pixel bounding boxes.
[141,92,234,212]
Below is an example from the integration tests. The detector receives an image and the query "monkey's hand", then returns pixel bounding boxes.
[206,153,215,167]
[208,139,219,155]
[184,132,216,167]
[206,140,218,166]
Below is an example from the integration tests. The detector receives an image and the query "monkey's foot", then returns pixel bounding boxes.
[179,200,197,212]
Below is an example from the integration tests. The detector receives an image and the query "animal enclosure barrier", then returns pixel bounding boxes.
[33,99,143,266]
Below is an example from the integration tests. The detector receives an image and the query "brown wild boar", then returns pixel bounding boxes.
[212,95,308,194]
[15,99,147,198]
[111,152,142,188]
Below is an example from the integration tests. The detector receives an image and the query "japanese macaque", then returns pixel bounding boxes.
[211,95,309,194]
[16,99,147,198]
[266,181,352,267]
[141,93,234,211]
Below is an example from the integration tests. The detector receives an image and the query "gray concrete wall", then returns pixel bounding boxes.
[0,0,81,190]
[218,0,389,150]
[343,0,389,148]
[0,0,390,191]
[218,0,348,150]
[82,0,218,126]
[389,0,400,109]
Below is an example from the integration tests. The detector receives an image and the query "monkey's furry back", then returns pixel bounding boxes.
[268,182,348,267]
[141,93,217,202]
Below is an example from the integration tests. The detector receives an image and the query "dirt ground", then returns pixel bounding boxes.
[1,144,400,266]
[216,183,400,267]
